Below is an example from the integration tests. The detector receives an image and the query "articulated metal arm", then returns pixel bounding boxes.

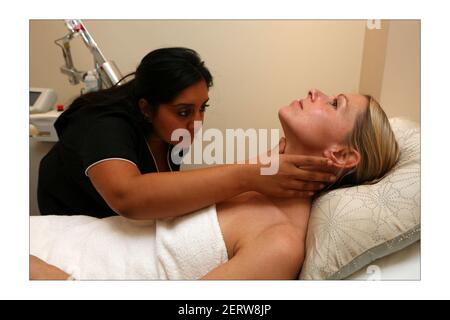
[55,19,124,89]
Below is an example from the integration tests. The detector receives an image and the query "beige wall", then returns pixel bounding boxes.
[359,20,390,101]
[380,20,420,122]
[30,19,421,128]
[359,20,420,123]
[30,20,366,134]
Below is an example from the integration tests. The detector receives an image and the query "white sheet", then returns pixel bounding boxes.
[30,205,228,280]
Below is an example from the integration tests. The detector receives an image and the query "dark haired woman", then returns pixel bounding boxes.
[38,47,334,220]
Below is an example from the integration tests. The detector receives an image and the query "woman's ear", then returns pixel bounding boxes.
[138,98,152,120]
[324,146,360,169]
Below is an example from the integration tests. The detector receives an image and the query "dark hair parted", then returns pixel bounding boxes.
[133,47,213,107]
[64,47,213,133]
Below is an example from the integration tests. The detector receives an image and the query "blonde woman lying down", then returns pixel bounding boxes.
[30,89,399,280]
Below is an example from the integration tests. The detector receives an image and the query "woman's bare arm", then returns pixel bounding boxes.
[29,255,70,280]
[88,156,334,220]
[202,223,305,280]
[89,161,251,219]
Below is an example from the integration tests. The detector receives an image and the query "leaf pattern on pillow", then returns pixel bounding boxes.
[300,118,420,280]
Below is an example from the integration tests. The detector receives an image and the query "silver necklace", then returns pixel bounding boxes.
[146,141,173,172]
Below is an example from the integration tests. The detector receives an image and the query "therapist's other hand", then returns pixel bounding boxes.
[278,137,287,154]
[264,137,287,158]
[249,154,336,198]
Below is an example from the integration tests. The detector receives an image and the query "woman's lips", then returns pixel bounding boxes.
[290,99,303,110]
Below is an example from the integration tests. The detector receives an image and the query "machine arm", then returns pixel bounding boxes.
[55,19,124,89]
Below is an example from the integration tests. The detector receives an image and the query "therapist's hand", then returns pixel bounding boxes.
[247,147,336,198]
[278,137,287,154]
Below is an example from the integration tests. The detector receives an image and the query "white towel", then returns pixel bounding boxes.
[30,205,228,280]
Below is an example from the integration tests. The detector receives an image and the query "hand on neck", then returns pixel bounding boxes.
[265,137,323,221]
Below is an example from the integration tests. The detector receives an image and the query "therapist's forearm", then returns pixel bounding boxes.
[119,164,256,220]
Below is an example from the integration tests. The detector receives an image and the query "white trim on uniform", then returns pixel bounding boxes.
[84,158,138,177]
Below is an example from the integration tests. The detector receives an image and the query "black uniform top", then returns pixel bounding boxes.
[37,103,180,218]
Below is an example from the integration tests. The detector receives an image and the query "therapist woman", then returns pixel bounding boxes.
[38,47,335,219]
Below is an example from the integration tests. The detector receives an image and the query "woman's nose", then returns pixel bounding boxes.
[188,115,203,133]
[194,111,204,124]
[309,89,326,102]
[309,89,318,102]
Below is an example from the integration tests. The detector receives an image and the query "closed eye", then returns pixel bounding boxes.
[329,98,338,109]
[200,104,210,112]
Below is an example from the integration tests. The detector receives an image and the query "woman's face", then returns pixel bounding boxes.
[144,80,210,144]
[278,89,369,154]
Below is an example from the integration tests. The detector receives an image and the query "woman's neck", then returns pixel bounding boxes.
[269,196,312,229]
[147,134,171,172]
[283,137,321,158]
[147,135,168,153]
[265,138,315,228]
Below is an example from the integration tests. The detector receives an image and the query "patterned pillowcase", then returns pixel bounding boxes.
[299,118,420,280]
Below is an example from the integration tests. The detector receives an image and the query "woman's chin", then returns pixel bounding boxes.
[278,105,290,123]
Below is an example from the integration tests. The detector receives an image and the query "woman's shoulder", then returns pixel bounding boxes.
[55,100,139,134]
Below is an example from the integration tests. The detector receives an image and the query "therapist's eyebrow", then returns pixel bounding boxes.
[172,98,209,108]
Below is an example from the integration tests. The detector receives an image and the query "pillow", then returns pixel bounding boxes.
[299,117,420,280]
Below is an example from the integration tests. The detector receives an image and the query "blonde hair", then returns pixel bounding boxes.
[328,95,400,190]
